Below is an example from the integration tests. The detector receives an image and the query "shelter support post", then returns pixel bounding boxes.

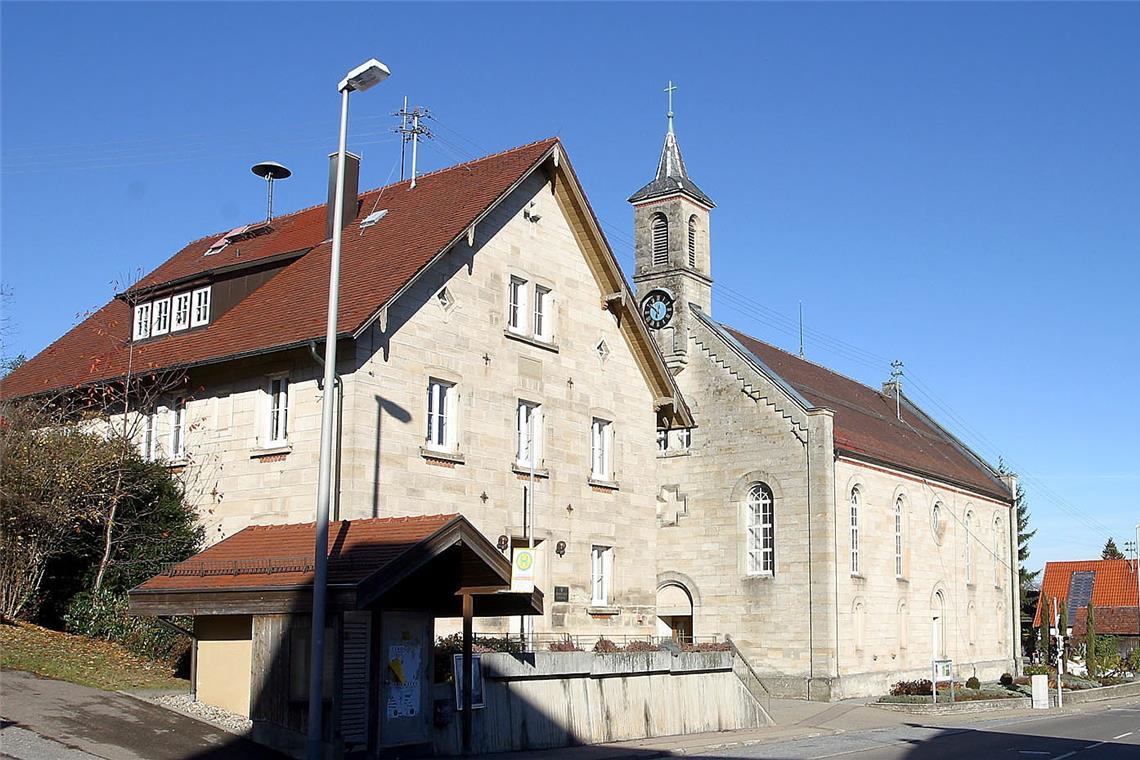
[462,592,473,755]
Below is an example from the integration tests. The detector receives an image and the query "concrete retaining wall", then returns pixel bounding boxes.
[1059,679,1140,704]
[432,650,768,755]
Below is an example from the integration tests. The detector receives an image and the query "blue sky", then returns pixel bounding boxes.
[3,2,1138,571]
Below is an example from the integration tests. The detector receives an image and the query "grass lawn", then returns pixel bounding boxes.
[0,619,188,692]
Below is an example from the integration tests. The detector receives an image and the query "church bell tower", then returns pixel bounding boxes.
[630,83,715,372]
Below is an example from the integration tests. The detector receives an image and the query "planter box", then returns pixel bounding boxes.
[873,696,1031,715]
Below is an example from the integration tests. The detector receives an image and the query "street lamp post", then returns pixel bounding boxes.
[307,58,390,760]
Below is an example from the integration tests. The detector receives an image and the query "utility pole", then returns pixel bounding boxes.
[393,100,432,188]
[1053,596,1064,708]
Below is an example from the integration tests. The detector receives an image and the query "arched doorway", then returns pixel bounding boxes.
[656,583,694,643]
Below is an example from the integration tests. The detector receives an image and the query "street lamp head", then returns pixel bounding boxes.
[339,58,390,93]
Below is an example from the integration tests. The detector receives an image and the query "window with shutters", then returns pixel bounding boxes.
[139,407,157,461]
[651,213,669,266]
[687,215,697,268]
[746,483,774,575]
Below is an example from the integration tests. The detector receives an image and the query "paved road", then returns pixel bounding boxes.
[692,701,1140,759]
[0,669,283,760]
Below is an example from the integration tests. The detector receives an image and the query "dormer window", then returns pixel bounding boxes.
[132,285,212,341]
[172,292,191,331]
[191,287,211,327]
[133,302,152,341]
[151,297,171,336]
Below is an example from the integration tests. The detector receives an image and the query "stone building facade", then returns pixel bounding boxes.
[630,120,1020,699]
[3,139,690,641]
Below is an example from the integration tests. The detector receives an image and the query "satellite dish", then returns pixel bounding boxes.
[251,161,292,221]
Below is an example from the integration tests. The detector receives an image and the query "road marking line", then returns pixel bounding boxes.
[1053,752,1077,760]
[1112,732,1132,739]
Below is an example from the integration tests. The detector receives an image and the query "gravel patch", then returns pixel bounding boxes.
[150,693,253,735]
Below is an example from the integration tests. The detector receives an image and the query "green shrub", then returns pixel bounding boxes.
[1024,664,1051,676]
[965,676,981,689]
[63,591,189,664]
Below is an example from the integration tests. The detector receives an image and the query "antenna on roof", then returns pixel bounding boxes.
[393,99,432,189]
[798,301,804,358]
[890,359,904,420]
[251,161,292,222]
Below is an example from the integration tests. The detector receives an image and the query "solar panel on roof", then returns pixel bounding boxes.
[1067,570,1096,622]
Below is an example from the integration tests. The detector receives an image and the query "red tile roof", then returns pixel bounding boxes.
[1,139,560,400]
[723,326,1010,502]
[134,514,459,593]
[1033,559,1140,627]
[1073,605,1140,637]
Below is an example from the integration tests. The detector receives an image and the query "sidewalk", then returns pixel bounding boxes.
[479,693,1103,760]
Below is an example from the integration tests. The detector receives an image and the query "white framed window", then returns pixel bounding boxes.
[964,510,974,583]
[533,285,552,341]
[140,408,157,461]
[651,213,669,266]
[191,286,211,327]
[266,377,289,444]
[515,400,541,467]
[746,483,774,575]
[895,497,904,578]
[170,397,186,459]
[172,292,191,331]
[850,488,860,575]
[133,302,152,341]
[507,276,527,334]
[425,378,455,451]
[590,418,613,481]
[591,545,613,606]
[151,297,172,336]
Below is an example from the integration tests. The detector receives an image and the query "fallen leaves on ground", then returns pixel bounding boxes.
[0,619,188,692]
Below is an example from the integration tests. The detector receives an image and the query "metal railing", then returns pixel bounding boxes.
[470,631,728,653]
[725,634,773,721]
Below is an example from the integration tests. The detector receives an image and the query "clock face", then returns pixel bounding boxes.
[641,290,675,330]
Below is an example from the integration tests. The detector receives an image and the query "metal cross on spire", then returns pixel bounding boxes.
[664,80,677,133]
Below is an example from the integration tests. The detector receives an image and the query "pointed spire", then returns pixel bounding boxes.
[628,116,714,207]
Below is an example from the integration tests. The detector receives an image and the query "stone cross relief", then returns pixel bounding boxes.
[656,484,688,526]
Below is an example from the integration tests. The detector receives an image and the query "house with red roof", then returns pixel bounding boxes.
[1033,559,1140,657]
[630,115,1018,699]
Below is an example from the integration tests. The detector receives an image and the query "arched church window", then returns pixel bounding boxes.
[850,487,861,575]
[894,497,904,578]
[964,509,974,583]
[687,215,697,268]
[746,483,774,575]
[652,214,669,266]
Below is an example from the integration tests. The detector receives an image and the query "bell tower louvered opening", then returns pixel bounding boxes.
[651,214,669,267]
